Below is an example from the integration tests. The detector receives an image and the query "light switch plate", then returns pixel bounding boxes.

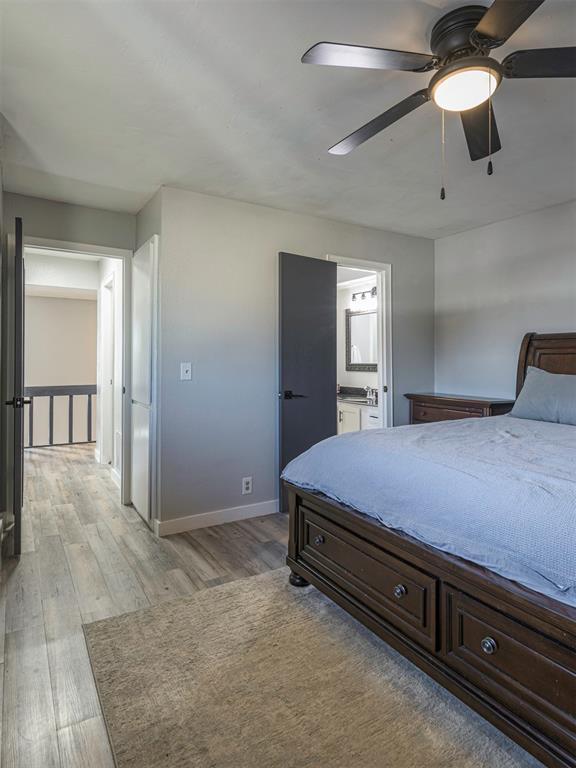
[180,362,192,381]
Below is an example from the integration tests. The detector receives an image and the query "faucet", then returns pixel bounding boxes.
[365,386,377,405]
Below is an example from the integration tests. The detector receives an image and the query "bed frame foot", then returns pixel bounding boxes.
[289,570,309,588]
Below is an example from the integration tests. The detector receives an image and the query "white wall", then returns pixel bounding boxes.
[435,201,576,398]
[156,186,434,523]
[337,276,378,390]
[25,296,97,445]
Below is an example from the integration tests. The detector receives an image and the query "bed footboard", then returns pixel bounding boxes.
[285,482,576,768]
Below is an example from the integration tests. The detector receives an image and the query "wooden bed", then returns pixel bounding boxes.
[285,332,576,768]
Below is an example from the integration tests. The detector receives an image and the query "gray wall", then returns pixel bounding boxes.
[4,193,135,251]
[136,190,161,249]
[158,187,435,521]
[435,200,576,398]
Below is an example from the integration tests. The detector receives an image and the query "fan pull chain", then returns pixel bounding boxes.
[487,87,494,176]
[440,109,446,200]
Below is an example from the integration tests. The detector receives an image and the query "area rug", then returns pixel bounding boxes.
[83,568,541,768]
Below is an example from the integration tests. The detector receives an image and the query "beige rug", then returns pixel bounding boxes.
[84,568,541,768]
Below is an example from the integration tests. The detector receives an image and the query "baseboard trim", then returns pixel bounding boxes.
[154,499,279,537]
[110,467,121,488]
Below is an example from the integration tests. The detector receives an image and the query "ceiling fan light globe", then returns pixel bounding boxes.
[429,60,502,113]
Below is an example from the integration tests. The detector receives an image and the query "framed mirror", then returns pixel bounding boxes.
[345,309,377,372]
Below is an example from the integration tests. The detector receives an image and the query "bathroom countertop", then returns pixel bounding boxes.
[337,395,378,407]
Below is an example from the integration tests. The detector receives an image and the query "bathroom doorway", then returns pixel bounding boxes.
[331,257,392,432]
[278,252,392,510]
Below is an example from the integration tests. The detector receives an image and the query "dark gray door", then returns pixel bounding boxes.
[279,252,337,485]
[2,217,25,556]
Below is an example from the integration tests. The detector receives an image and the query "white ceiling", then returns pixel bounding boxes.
[337,266,375,283]
[2,0,575,238]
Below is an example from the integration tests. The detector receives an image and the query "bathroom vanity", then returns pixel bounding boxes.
[337,394,380,434]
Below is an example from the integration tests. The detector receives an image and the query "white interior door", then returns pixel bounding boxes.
[130,235,158,522]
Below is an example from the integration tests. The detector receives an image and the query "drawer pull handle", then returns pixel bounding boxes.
[481,637,498,655]
[393,584,407,599]
[313,534,325,546]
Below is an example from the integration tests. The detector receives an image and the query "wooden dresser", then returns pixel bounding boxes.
[404,393,515,425]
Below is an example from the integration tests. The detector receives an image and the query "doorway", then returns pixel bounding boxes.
[22,246,127,496]
[278,252,392,505]
[335,262,391,433]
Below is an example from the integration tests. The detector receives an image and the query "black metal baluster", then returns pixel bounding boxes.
[49,396,54,445]
[68,395,74,444]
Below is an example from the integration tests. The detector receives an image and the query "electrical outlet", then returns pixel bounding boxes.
[242,476,253,495]
[180,362,192,381]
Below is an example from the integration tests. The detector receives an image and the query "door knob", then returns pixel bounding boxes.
[283,390,307,399]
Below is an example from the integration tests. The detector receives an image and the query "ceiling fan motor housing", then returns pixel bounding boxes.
[430,5,489,61]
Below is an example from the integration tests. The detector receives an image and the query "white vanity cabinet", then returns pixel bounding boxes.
[360,406,381,430]
[337,402,361,434]
[337,401,380,434]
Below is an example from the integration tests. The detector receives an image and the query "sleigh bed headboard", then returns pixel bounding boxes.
[516,332,576,396]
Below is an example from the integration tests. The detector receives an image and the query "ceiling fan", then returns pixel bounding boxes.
[302,0,576,161]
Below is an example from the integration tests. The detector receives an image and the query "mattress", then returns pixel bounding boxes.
[282,415,576,607]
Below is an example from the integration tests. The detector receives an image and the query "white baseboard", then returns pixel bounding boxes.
[154,498,278,537]
[94,449,101,463]
[110,467,121,488]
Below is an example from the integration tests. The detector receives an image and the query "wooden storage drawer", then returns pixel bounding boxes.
[444,588,576,756]
[411,403,480,423]
[298,505,438,650]
[405,393,515,425]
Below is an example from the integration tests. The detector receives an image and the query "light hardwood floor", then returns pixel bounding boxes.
[0,444,288,768]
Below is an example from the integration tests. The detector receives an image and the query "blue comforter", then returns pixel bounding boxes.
[282,416,576,607]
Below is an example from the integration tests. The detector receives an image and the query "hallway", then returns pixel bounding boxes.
[0,445,287,767]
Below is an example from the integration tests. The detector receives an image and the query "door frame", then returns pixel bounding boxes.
[23,236,134,506]
[327,255,393,428]
[99,273,116,468]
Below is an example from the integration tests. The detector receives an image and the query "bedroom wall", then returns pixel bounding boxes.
[155,186,435,525]
[435,200,576,398]
[4,192,136,250]
[136,190,162,249]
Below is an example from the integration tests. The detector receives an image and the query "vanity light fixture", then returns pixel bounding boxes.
[351,286,377,302]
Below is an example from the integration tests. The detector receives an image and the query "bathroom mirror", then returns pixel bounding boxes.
[345,309,377,372]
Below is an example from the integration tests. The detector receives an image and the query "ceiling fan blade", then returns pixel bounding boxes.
[503,47,576,78]
[474,0,545,46]
[460,101,502,161]
[302,42,436,72]
[329,90,430,156]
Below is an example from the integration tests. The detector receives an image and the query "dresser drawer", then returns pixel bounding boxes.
[412,403,481,423]
[444,588,576,754]
[298,505,438,650]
